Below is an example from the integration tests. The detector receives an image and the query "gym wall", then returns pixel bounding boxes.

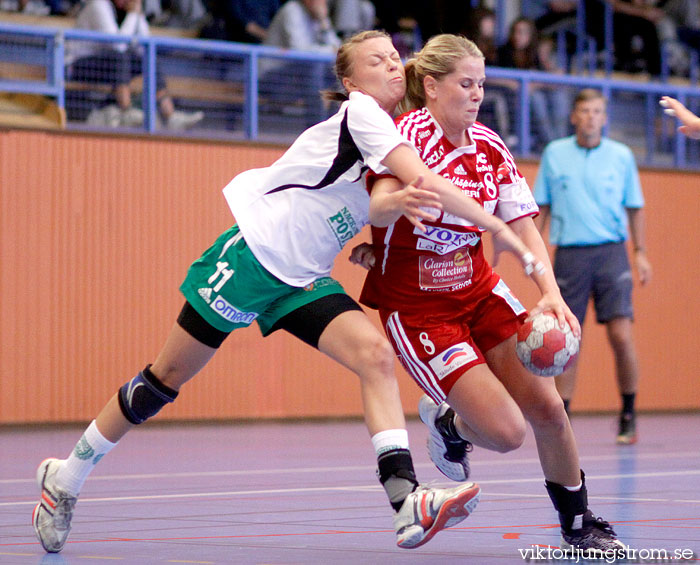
[1,129,698,424]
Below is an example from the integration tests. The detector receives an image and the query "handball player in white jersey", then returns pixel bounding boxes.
[355,34,625,554]
[31,31,545,554]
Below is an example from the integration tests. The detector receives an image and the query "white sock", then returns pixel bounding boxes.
[371,429,409,456]
[56,420,117,496]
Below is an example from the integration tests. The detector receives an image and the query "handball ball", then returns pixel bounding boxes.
[516,312,580,377]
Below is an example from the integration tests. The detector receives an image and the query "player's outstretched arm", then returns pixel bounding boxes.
[369,175,442,232]
[660,96,700,139]
[509,217,581,337]
[380,144,544,275]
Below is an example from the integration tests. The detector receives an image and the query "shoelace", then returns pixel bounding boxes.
[53,495,77,529]
[435,412,473,463]
[589,516,617,537]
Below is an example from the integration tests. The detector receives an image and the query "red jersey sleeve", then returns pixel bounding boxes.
[365,171,396,195]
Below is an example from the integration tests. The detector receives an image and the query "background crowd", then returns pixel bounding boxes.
[3,0,698,80]
[3,0,698,143]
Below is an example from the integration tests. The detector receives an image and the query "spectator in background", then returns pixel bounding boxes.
[369,0,420,58]
[523,0,577,34]
[328,0,375,40]
[585,0,662,76]
[411,0,474,41]
[156,0,208,29]
[498,17,570,149]
[370,0,475,56]
[668,0,700,53]
[68,0,204,129]
[200,0,280,43]
[523,0,578,65]
[467,7,516,145]
[262,0,341,126]
[657,0,700,76]
[264,0,340,53]
[534,88,652,445]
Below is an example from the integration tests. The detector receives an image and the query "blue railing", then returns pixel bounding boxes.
[1,21,699,169]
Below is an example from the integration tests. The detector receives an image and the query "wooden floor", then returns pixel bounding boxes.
[1,412,699,564]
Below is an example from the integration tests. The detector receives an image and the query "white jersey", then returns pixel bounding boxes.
[223,91,412,286]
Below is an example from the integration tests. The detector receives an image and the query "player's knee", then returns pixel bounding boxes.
[367,336,396,374]
[118,365,179,425]
[354,334,396,377]
[608,333,634,357]
[491,419,527,453]
[526,394,569,434]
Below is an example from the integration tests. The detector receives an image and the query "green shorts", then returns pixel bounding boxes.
[180,225,349,335]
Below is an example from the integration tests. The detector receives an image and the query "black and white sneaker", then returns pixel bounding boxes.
[561,511,626,556]
[616,412,637,445]
[32,458,77,553]
[418,395,472,481]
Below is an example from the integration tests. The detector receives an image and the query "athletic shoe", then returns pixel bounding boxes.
[418,395,472,481]
[616,412,637,445]
[394,482,481,549]
[32,458,77,553]
[119,107,144,128]
[166,110,204,130]
[561,511,626,556]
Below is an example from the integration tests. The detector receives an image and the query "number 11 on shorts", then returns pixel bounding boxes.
[208,261,234,292]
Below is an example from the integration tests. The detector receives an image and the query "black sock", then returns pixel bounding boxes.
[377,449,419,512]
[621,393,635,415]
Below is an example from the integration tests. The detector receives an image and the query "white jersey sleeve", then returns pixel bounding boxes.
[345,92,415,174]
[496,178,539,223]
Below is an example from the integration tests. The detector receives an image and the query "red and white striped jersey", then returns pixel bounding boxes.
[360,108,538,313]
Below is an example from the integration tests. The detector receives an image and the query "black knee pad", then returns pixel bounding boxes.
[118,365,179,425]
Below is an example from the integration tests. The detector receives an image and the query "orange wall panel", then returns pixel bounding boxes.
[0,130,698,424]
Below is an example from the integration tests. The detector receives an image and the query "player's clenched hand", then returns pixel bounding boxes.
[396,176,442,232]
[349,242,376,270]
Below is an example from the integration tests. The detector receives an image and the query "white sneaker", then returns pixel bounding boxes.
[119,107,144,127]
[394,482,480,549]
[419,395,471,481]
[86,104,122,128]
[32,458,77,553]
[166,110,204,130]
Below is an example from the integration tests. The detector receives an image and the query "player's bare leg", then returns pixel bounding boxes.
[318,310,480,548]
[606,316,639,444]
[554,359,579,413]
[419,364,526,482]
[33,322,218,552]
[606,317,639,395]
[318,309,406,435]
[485,336,623,552]
[96,323,218,442]
[486,337,580,485]
[445,365,527,453]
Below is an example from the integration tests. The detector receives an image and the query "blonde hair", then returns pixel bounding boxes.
[400,34,484,113]
[322,30,393,103]
[574,88,607,109]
